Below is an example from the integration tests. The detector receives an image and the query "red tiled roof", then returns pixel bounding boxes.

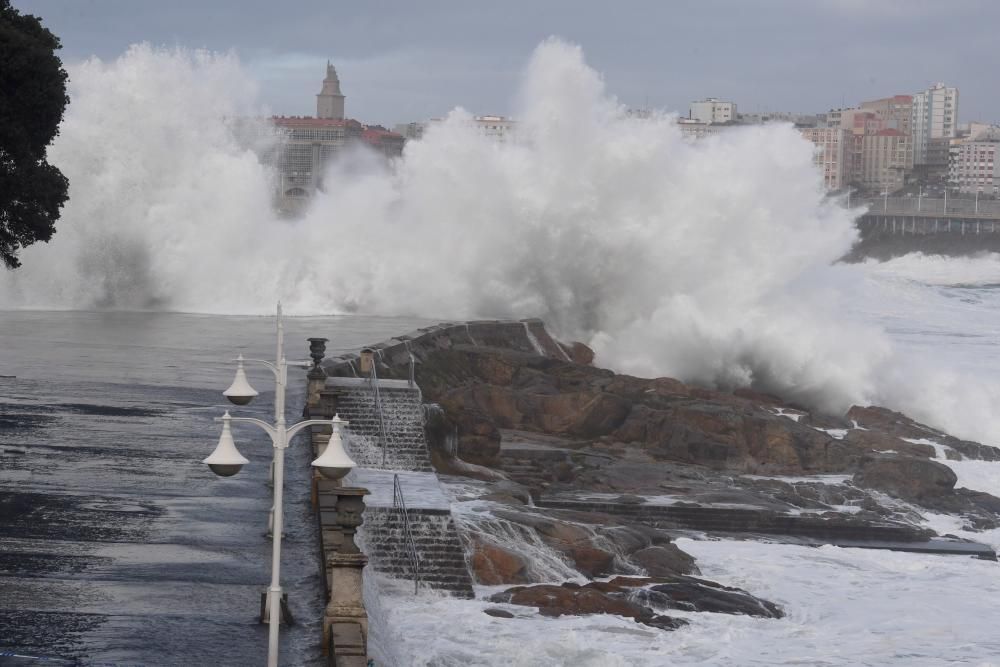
[876,128,905,136]
[362,128,403,141]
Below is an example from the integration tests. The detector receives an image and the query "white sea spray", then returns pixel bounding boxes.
[5,40,1000,450]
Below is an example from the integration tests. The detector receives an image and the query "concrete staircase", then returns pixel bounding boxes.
[325,377,433,472]
[498,455,553,490]
[362,507,475,598]
[316,376,475,597]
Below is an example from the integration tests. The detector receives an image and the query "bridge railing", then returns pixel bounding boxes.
[859,197,1000,219]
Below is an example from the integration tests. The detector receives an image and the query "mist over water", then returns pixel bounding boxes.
[4,39,1000,446]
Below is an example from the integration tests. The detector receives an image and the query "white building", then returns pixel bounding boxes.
[949,128,1000,194]
[689,98,736,124]
[472,115,517,142]
[912,83,959,166]
[800,127,850,191]
[397,115,518,143]
[677,117,726,139]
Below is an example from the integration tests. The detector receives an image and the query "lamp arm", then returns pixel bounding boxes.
[217,416,278,442]
[286,419,335,440]
[235,358,281,381]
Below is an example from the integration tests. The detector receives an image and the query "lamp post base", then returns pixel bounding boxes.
[260,591,294,626]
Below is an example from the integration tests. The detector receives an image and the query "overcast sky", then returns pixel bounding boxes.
[17,0,1000,127]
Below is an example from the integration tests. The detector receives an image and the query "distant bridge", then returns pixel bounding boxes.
[849,197,1000,260]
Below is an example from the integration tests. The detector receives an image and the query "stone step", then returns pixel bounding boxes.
[367,551,467,563]
[376,568,472,580]
[366,541,466,552]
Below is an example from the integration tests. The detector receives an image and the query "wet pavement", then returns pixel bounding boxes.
[0,311,432,666]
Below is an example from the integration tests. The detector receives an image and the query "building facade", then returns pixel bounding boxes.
[361,125,407,158]
[472,115,517,142]
[677,117,726,139]
[912,83,959,166]
[689,98,737,124]
[260,64,404,213]
[396,115,518,143]
[860,128,910,192]
[270,116,363,205]
[800,127,849,190]
[949,128,1000,194]
[860,95,914,172]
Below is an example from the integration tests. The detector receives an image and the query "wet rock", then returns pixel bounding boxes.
[597,525,651,555]
[483,608,515,618]
[631,545,698,577]
[490,583,686,631]
[481,480,533,505]
[469,540,531,585]
[563,543,615,578]
[841,429,935,459]
[552,461,576,483]
[943,438,1000,462]
[847,405,943,441]
[634,578,784,618]
[491,508,616,577]
[430,449,509,482]
[853,455,958,502]
[567,342,595,366]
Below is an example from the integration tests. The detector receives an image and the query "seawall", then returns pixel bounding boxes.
[319,318,571,379]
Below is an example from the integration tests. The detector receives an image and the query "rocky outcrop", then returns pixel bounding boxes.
[463,503,699,585]
[489,582,686,631]
[853,455,958,502]
[632,578,784,618]
[848,406,1000,461]
[468,539,531,585]
[631,545,698,577]
[327,320,1000,560]
[490,575,783,630]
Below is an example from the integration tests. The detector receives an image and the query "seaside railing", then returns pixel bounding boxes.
[858,196,1000,219]
[392,473,423,595]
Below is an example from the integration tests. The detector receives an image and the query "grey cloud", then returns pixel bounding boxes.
[17,0,1000,125]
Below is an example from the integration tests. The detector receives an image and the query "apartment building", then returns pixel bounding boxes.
[800,127,850,190]
[912,83,959,166]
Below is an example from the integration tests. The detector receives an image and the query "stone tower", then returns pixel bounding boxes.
[317,61,345,120]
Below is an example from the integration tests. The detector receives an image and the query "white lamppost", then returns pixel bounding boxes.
[882,190,889,212]
[202,304,355,667]
[977,186,982,215]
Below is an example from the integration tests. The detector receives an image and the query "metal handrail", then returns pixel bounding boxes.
[403,340,416,390]
[392,473,422,595]
[368,362,390,467]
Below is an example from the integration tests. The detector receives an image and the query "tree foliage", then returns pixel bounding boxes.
[0,0,68,269]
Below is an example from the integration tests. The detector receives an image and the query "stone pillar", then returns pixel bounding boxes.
[306,337,328,414]
[322,487,370,660]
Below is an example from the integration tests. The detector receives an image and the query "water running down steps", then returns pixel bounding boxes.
[323,377,433,472]
[313,377,474,598]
